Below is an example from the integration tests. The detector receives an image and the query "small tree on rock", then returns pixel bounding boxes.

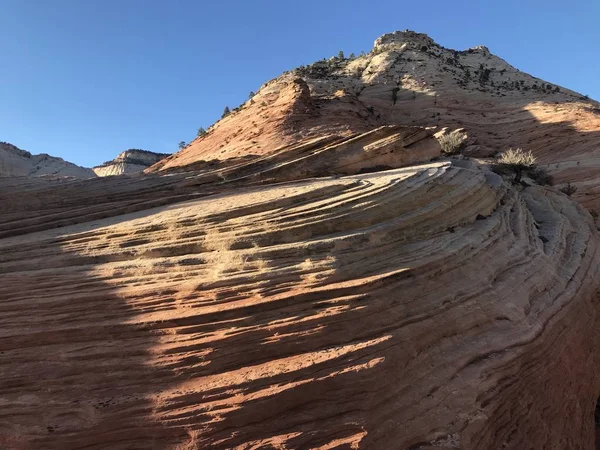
[248,91,256,99]
[338,50,345,59]
[197,127,207,137]
[222,106,231,118]
[178,141,186,150]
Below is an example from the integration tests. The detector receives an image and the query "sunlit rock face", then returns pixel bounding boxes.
[1,113,600,448]
[93,149,170,176]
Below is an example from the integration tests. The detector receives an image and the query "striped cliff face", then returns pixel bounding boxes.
[1,123,600,448]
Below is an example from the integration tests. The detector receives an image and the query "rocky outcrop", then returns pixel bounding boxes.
[1,122,600,448]
[149,31,600,212]
[0,141,95,178]
[93,149,170,177]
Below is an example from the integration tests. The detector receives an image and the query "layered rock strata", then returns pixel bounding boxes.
[93,149,170,176]
[1,125,599,448]
[151,31,600,210]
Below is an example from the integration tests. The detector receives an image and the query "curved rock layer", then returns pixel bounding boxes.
[0,126,439,239]
[151,31,600,209]
[1,150,599,448]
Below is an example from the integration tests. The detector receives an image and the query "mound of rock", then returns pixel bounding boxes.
[93,149,170,176]
[1,121,599,448]
[0,141,95,178]
[150,30,600,211]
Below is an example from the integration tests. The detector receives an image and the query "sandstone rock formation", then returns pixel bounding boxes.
[0,141,95,178]
[2,31,600,449]
[2,121,600,448]
[150,31,600,210]
[93,149,170,176]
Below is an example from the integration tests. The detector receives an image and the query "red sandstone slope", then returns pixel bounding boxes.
[151,78,379,171]
[2,125,600,448]
[3,30,600,450]
[150,31,600,209]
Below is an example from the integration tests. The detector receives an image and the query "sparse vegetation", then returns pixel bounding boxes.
[478,64,491,84]
[560,182,578,197]
[498,148,536,167]
[337,50,344,59]
[494,148,536,183]
[492,149,553,186]
[197,127,207,137]
[295,56,348,79]
[248,91,255,99]
[178,141,186,150]
[222,106,231,118]
[437,131,467,155]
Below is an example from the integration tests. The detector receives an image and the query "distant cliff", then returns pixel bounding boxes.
[93,149,170,176]
[0,141,95,178]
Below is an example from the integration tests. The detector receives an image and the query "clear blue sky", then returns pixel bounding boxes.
[1,0,598,167]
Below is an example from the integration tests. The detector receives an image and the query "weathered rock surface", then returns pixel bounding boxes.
[93,149,170,176]
[150,30,600,210]
[1,120,600,449]
[0,141,95,178]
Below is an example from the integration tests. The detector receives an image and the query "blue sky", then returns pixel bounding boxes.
[1,0,599,167]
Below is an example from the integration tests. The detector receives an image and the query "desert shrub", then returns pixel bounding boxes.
[178,141,186,150]
[197,127,207,137]
[492,148,539,183]
[498,148,536,167]
[221,106,231,118]
[560,182,578,196]
[437,131,467,155]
